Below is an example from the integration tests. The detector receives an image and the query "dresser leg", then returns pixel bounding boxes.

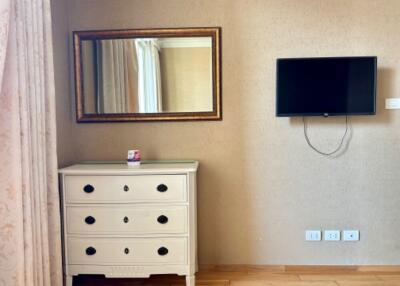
[186,275,195,286]
[66,275,73,286]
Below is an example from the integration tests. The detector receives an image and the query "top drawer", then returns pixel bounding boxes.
[64,175,187,203]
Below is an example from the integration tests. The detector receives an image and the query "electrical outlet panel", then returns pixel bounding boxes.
[343,230,360,241]
[324,230,341,241]
[306,230,321,241]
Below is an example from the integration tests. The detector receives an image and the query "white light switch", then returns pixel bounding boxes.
[385,98,400,109]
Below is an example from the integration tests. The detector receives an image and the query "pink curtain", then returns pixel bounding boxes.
[0,0,62,285]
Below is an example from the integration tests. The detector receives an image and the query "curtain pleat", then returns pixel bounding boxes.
[0,0,62,285]
[0,0,11,88]
[135,39,163,113]
[95,39,139,113]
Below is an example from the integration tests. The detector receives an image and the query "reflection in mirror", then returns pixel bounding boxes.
[81,37,213,114]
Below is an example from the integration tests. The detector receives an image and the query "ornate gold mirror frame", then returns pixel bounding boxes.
[73,27,222,122]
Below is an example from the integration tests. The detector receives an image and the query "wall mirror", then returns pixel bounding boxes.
[73,27,221,122]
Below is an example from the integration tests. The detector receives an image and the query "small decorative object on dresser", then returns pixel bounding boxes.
[59,161,198,286]
[127,149,141,166]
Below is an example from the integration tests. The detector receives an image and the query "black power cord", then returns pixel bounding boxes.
[303,116,349,156]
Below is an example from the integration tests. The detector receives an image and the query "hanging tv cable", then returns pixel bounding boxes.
[302,116,349,156]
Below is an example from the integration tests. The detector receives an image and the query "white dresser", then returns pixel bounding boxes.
[59,162,198,286]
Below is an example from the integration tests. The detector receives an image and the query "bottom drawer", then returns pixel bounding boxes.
[67,237,187,265]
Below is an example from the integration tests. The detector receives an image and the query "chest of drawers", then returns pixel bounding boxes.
[59,162,198,286]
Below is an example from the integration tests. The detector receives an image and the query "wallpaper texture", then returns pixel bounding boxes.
[53,0,400,265]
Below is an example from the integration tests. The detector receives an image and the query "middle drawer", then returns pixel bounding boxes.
[66,205,187,235]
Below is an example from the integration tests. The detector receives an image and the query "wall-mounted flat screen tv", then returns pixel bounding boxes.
[276,56,377,117]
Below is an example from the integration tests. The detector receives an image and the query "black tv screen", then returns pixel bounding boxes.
[276,56,377,117]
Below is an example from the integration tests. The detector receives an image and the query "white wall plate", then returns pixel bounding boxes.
[306,230,321,241]
[324,230,341,241]
[385,98,400,109]
[343,230,360,241]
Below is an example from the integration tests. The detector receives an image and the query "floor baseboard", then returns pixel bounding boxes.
[199,264,400,273]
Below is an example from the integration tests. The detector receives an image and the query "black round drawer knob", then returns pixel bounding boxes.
[158,247,168,256]
[124,248,130,254]
[123,185,129,192]
[157,215,168,224]
[85,216,96,225]
[83,184,94,193]
[85,247,96,256]
[123,216,129,223]
[157,184,168,193]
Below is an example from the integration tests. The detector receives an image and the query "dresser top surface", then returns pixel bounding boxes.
[59,161,198,175]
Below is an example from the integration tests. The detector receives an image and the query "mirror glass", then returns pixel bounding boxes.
[73,28,221,122]
[81,37,213,114]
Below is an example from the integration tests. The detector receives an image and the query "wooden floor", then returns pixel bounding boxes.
[73,266,400,286]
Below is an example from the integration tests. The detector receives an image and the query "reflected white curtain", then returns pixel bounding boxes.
[135,39,163,113]
[96,39,138,113]
[0,0,62,285]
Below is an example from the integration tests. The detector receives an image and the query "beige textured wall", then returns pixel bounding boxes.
[54,0,400,265]
[160,47,213,112]
[51,0,75,166]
